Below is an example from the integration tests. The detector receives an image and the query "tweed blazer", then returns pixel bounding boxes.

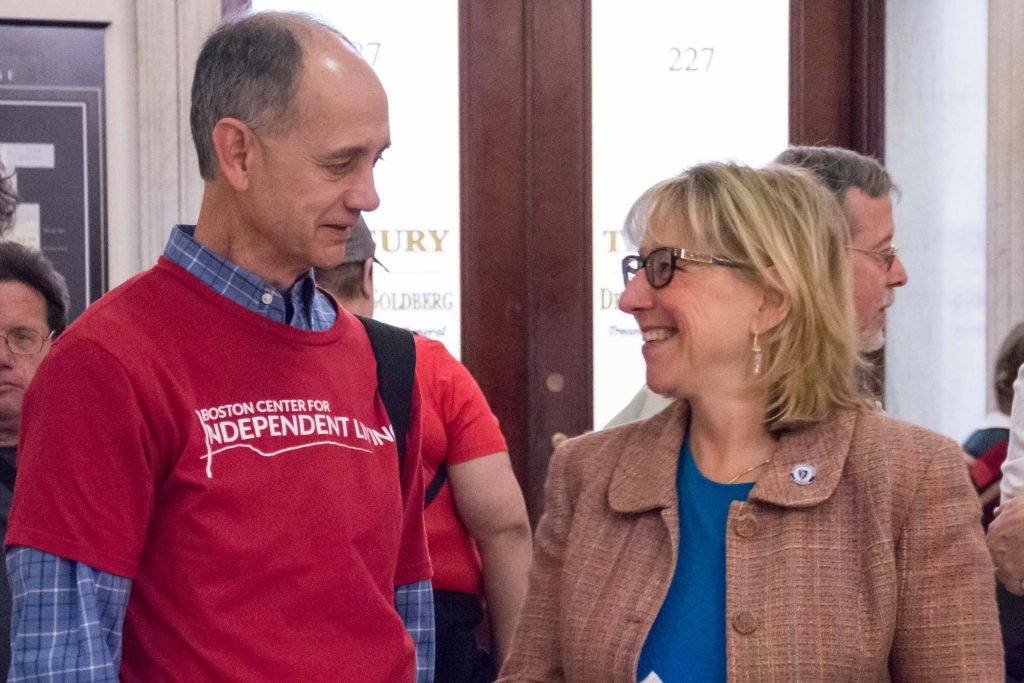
[498,402,1003,682]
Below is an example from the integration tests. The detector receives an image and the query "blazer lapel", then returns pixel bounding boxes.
[749,409,859,508]
[607,401,689,514]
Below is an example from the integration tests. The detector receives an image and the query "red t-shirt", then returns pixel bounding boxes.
[8,259,431,681]
[415,336,507,595]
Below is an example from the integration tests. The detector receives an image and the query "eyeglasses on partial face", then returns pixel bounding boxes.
[1,327,54,356]
[621,247,741,289]
[849,245,899,271]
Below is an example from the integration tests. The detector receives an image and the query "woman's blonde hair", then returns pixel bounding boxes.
[624,161,872,430]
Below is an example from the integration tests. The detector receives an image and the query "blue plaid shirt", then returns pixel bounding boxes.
[8,225,434,682]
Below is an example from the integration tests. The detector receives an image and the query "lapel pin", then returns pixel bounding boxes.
[790,464,816,485]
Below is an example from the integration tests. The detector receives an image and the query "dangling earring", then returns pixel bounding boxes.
[751,331,763,376]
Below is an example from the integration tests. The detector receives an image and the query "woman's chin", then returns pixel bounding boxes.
[646,378,680,400]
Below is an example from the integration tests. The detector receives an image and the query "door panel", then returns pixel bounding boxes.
[461,1,591,515]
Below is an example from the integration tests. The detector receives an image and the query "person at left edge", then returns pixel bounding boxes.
[5,11,433,682]
[0,242,69,678]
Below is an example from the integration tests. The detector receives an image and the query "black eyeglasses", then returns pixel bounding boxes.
[849,245,898,271]
[1,328,54,356]
[621,247,741,289]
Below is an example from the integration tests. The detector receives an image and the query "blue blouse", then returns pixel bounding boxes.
[637,439,754,683]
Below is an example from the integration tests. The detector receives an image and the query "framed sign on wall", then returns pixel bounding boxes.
[0,21,107,323]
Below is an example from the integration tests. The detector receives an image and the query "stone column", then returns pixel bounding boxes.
[136,0,220,268]
[988,0,1024,391]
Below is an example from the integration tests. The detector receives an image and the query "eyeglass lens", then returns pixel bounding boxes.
[621,249,678,289]
[621,256,639,287]
[3,328,45,355]
[646,249,674,287]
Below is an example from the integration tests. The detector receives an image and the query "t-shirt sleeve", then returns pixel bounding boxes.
[394,378,433,586]
[7,336,160,579]
[424,340,507,466]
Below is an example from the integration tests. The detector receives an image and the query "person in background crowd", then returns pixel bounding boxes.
[0,161,16,236]
[5,12,434,681]
[499,162,1001,682]
[0,242,68,677]
[965,322,1024,527]
[604,145,908,428]
[317,218,533,682]
[989,360,1024,596]
[988,353,1024,681]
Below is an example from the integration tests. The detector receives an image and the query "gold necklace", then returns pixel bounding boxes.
[726,458,772,484]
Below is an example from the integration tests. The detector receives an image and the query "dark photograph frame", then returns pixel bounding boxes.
[0,21,107,322]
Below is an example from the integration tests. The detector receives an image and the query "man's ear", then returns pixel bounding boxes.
[361,258,374,301]
[211,117,256,191]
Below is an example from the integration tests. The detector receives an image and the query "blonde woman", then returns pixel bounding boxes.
[498,162,1001,682]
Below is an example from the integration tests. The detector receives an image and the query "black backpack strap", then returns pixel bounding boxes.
[424,462,447,507]
[356,316,416,475]
[0,457,15,493]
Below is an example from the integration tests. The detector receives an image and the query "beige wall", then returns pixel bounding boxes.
[885,1,988,440]
[1,0,218,286]
[989,0,1024,401]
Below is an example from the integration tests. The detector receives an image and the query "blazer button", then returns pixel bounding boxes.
[732,611,758,635]
[734,516,757,538]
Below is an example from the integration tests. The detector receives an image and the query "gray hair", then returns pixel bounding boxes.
[0,161,16,236]
[190,11,353,180]
[0,241,70,335]
[774,146,898,225]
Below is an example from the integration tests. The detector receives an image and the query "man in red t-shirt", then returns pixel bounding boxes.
[318,219,533,681]
[7,12,432,681]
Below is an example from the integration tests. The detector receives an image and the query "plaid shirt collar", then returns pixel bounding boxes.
[163,224,337,331]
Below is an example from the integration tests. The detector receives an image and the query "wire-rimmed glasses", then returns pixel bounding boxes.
[1,328,54,355]
[848,245,898,271]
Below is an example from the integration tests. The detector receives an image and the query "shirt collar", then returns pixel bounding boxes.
[163,224,337,331]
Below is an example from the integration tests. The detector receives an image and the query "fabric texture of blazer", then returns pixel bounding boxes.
[498,401,1003,682]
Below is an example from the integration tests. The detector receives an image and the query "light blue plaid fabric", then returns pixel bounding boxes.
[396,579,436,683]
[8,225,434,681]
[6,547,126,682]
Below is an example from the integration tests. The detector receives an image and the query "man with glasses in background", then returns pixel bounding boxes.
[0,241,69,676]
[776,145,909,353]
[606,145,909,427]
